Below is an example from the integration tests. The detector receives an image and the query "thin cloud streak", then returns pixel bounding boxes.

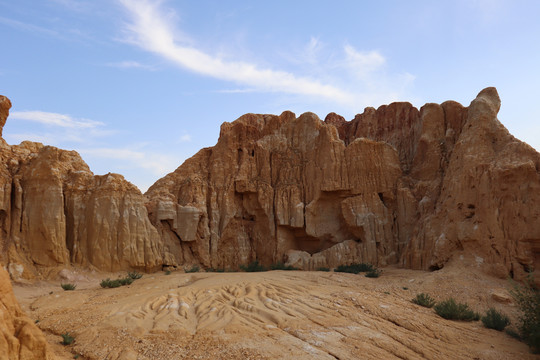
[118,0,354,104]
[178,134,191,143]
[5,133,56,145]
[80,147,179,176]
[106,60,157,70]
[0,16,59,37]
[10,111,104,128]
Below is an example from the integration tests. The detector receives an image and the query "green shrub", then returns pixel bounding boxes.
[412,293,436,308]
[61,283,76,291]
[240,260,267,272]
[61,332,75,346]
[100,277,135,288]
[434,298,480,321]
[127,271,143,279]
[206,267,225,272]
[316,267,330,272]
[185,265,199,273]
[270,262,298,270]
[335,263,374,274]
[365,268,382,278]
[118,277,134,286]
[100,278,122,288]
[165,270,172,275]
[481,308,510,331]
[510,274,540,353]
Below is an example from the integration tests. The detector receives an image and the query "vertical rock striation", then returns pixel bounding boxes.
[0,88,538,281]
[145,87,540,280]
[0,96,163,279]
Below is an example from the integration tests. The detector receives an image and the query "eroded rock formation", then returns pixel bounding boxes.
[0,96,164,280]
[146,87,540,281]
[0,265,54,359]
[0,88,538,281]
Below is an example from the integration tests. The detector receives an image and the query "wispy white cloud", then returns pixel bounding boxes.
[4,133,56,145]
[178,134,191,142]
[10,111,103,128]
[342,46,386,81]
[213,88,256,94]
[118,0,354,104]
[0,16,59,37]
[79,147,178,176]
[5,110,114,148]
[117,1,418,113]
[106,60,157,70]
[303,37,325,66]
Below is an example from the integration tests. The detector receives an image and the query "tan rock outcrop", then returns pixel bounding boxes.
[146,88,540,281]
[0,264,54,359]
[0,96,164,279]
[402,88,540,281]
[0,88,538,282]
[146,111,405,270]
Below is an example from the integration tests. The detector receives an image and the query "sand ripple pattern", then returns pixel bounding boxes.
[113,279,330,334]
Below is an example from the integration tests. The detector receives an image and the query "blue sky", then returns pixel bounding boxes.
[1,0,539,192]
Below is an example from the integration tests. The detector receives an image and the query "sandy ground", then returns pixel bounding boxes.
[12,259,539,360]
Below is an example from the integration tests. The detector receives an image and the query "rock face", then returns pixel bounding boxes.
[0,96,164,280]
[0,265,54,359]
[403,88,540,279]
[0,89,538,281]
[146,87,540,281]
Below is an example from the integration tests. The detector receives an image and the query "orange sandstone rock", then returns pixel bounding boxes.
[0,89,539,282]
[0,264,54,359]
[146,88,540,281]
[0,96,164,279]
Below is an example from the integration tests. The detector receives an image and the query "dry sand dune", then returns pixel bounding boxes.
[13,259,538,360]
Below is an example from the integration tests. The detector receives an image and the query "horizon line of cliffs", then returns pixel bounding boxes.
[0,87,539,281]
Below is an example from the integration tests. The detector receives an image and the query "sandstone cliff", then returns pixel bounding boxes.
[0,88,538,281]
[0,264,54,359]
[145,87,540,281]
[0,96,164,280]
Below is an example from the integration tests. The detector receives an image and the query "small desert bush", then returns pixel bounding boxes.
[481,308,510,331]
[100,278,122,288]
[61,283,76,291]
[335,263,374,274]
[165,270,172,275]
[316,267,330,272]
[270,262,298,271]
[206,267,225,272]
[185,265,200,273]
[100,276,135,288]
[510,274,540,353]
[412,293,436,308]
[240,260,267,272]
[127,271,143,279]
[118,277,133,286]
[434,298,480,321]
[61,332,75,346]
[365,268,382,278]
